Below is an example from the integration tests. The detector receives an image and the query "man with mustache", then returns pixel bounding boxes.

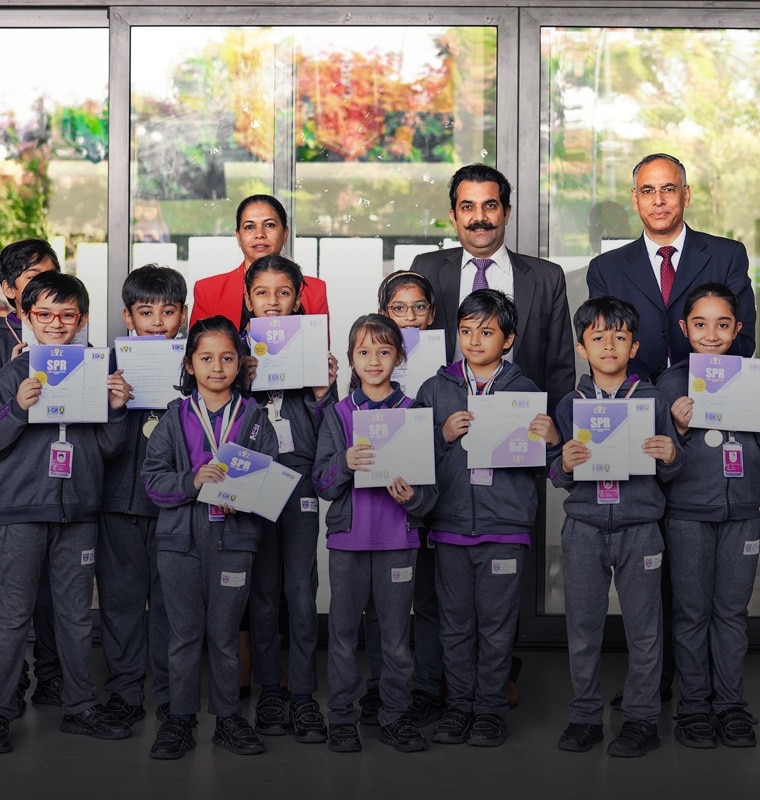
[412,163,575,415]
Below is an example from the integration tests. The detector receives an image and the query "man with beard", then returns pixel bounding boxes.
[411,163,575,415]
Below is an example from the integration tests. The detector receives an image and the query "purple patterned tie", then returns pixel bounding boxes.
[658,246,677,306]
[471,258,493,291]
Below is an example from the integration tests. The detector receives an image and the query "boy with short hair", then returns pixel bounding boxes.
[0,238,63,712]
[97,264,188,726]
[0,271,133,753]
[550,295,682,758]
[416,288,561,748]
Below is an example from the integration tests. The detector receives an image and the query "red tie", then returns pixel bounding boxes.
[658,246,677,306]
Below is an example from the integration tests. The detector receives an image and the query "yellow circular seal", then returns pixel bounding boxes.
[356,436,371,447]
[692,378,706,393]
[34,371,48,385]
[576,428,592,444]
[217,462,229,473]
[253,342,268,357]
[528,431,541,441]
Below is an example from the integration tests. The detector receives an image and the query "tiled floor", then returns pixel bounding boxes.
[4,646,760,800]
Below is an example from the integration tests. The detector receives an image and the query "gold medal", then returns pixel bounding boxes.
[142,413,160,439]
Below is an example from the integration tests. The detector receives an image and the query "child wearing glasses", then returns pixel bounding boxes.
[0,272,133,754]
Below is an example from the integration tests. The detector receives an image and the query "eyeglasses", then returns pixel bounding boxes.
[28,310,83,325]
[633,185,683,196]
[387,302,431,317]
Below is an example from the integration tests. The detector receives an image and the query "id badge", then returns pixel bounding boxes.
[597,480,620,504]
[470,468,493,486]
[273,418,295,454]
[208,504,226,522]
[49,441,73,479]
[723,442,744,478]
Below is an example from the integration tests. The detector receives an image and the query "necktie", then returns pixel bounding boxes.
[471,258,493,291]
[658,246,677,306]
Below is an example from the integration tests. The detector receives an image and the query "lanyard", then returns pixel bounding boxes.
[462,360,503,396]
[589,379,640,400]
[349,390,405,410]
[189,394,242,456]
[267,390,284,421]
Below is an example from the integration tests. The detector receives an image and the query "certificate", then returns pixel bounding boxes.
[197,442,300,521]
[353,407,435,488]
[392,329,446,399]
[572,399,629,480]
[248,314,329,391]
[627,397,656,475]
[28,345,110,423]
[114,336,185,409]
[464,391,547,468]
[688,353,760,432]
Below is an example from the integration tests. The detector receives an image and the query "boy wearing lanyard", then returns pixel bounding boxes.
[550,295,682,758]
[416,289,561,748]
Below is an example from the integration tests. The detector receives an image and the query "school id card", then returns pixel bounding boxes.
[463,391,548,469]
[572,399,629,481]
[352,407,435,488]
[197,442,301,521]
[28,345,110,423]
[688,353,760,432]
[391,329,446,399]
[114,336,185,409]
[248,314,329,391]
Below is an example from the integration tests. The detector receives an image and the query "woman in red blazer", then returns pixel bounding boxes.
[190,194,329,329]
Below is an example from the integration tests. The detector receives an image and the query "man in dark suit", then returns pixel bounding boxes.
[587,153,756,380]
[411,163,575,415]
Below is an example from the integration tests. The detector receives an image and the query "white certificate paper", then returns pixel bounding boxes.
[197,442,300,521]
[572,399,629,480]
[114,336,185,409]
[249,314,329,391]
[627,398,656,475]
[28,345,110,423]
[392,329,446,399]
[688,353,760,432]
[353,407,435,488]
[464,391,547,468]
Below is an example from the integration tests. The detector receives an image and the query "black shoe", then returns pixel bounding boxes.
[213,715,265,755]
[254,692,287,735]
[432,710,475,744]
[327,723,362,753]
[358,687,381,726]
[673,713,717,749]
[32,675,64,707]
[607,720,660,757]
[104,694,146,727]
[18,661,31,691]
[406,689,446,727]
[716,707,757,748]
[14,684,27,719]
[155,703,197,727]
[467,713,508,747]
[60,703,131,740]
[0,716,11,754]
[150,719,196,760]
[379,717,428,752]
[558,722,604,752]
[289,698,327,743]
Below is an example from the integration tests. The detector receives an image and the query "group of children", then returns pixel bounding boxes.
[0,237,757,762]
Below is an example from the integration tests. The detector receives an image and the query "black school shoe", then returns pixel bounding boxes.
[715,707,757,748]
[289,698,328,743]
[327,723,362,753]
[673,713,717,749]
[213,715,265,755]
[358,687,381,726]
[0,716,12,754]
[607,720,660,757]
[558,722,604,752]
[60,703,131,740]
[406,689,446,728]
[254,691,288,735]
[467,714,508,747]
[104,694,146,727]
[150,719,196,760]
[32,675,63,706]
[432,710,475,744]
[379,717,428,752]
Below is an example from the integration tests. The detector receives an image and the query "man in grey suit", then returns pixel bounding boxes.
[411,163,575,415]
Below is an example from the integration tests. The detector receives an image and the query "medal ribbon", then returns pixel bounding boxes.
[189,394,242,456]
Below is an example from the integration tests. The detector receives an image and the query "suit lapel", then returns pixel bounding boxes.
[439,249,463,357]
[510,251,533,358]
[670,226,709,306]
[621,236,664,309]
